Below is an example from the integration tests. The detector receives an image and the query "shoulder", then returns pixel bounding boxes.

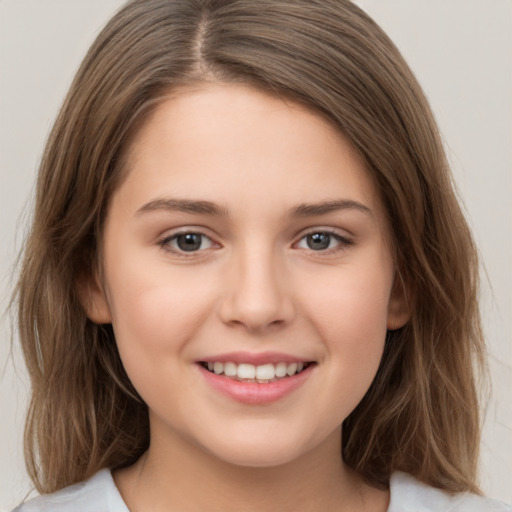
[388,472,512,512]
[12,469,129,512]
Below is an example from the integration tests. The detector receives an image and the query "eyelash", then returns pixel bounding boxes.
[294,230,353,254]
[158,229,353,257]
[158,231,217,257]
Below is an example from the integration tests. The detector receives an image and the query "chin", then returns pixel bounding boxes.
[200,428,316,469]
[220,449,297,468]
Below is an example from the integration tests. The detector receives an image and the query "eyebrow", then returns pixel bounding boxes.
[136,198,229,216]
[136,198,372,218]
[287,200,373,218]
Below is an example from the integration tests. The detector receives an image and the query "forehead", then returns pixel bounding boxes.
[116,82,383,220]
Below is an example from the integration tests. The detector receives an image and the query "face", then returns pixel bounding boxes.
[85,83,409,468]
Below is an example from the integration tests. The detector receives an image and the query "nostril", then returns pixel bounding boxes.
[218,269,295,331]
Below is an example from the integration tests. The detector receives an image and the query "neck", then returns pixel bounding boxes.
[114,424,388,512]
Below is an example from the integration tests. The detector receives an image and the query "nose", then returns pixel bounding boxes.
[218,245,295,332]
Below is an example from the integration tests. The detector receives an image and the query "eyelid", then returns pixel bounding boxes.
[293,227,354,252]
[156,226,353,257]
[158,227,221,256]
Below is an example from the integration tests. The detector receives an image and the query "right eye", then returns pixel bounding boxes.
[161,232,215,253]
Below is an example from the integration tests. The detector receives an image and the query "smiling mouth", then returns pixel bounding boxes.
[199,361,314,383]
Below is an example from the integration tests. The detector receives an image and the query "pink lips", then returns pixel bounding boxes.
[196,352,315,405]
[200,351,309,366]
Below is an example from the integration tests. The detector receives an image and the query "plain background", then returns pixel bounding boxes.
[1,0,511,509]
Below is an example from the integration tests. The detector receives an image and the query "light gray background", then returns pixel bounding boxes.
[1,0,511,509]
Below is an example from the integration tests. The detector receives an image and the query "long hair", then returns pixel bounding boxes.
[15,0,485,494]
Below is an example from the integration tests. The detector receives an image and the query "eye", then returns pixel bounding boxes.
[162,232,214,253]
[296,231,350,251]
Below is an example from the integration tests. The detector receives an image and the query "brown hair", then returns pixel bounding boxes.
[15,0,485,495]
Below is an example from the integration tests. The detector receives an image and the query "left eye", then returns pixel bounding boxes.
[296,232,344,251]
[164,232,214,252]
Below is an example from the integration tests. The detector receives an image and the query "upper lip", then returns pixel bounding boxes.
[198,351,314,366]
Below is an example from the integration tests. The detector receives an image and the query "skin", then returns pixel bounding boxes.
[83,82,409,511]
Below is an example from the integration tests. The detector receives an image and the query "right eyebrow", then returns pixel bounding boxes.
[136,198,229,216]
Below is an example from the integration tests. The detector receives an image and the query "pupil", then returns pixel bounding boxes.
[307,233,330,250]
[177,233,202,251]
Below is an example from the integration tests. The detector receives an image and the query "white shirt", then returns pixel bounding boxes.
[13,468,512,511]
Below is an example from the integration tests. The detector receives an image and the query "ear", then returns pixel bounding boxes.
[387,271,411,331]
[76,271,112,324]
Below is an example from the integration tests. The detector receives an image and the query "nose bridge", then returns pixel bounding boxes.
[219,238,294,331]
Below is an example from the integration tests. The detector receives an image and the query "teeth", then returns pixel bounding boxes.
[237,363,256,379]
[275,362,287,378]
[256,363,275,380]
[203,361,309,381]
[224,362,237,377]
[286,363,298,376]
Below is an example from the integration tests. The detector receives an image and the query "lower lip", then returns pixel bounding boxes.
[197,364,314,405]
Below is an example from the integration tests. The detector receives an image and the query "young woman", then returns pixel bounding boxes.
[13,0,511,510]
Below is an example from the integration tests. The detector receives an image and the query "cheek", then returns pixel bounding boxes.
[104,256,218,370]
[302,261,391,341]
[297,259,392,393]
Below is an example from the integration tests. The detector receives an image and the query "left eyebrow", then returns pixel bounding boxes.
[287,200,373,218]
